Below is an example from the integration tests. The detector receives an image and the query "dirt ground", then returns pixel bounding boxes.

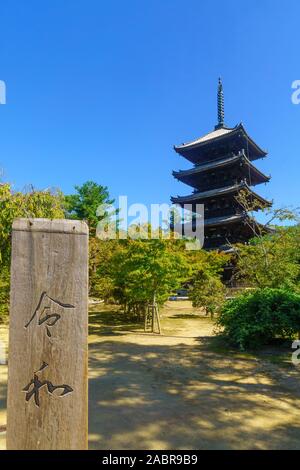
[1,301,300,450]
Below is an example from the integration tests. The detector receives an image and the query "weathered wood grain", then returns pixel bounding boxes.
[7,218,89,450]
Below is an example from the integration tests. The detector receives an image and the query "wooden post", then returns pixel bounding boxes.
[6,219,89,450]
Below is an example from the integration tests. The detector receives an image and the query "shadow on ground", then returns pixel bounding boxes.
[0,303,299,450]
[89,308,143,336]
[88,305,300,450]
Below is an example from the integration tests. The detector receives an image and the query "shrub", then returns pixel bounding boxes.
[217,288,300,349]
[190,273,226,317]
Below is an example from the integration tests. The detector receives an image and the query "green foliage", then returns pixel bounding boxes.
[186,249,228,279]
[190,272,226,316]
[0,183,65,321]
[88,226,229,320]
[89,237,118,301]
[0,183,65,264]
[64,182,229,319]
[236,225,300,290]
[0,267,9,322]
[65,181,115,235]
[217,288,300,349]
[185,249,228,316]
[109,238,191,317]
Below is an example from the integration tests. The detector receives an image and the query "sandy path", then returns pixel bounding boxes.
[88,302,300,449]
[1,301,300,450]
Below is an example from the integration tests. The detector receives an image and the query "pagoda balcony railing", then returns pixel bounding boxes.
[204,207,239,219]
[193,147,248,166]
[192,177,244,193]
[194,149,246,168]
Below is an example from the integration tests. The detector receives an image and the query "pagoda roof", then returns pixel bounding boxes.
[175,126,233,149]
[174,123,267,162]
[204,213,246,227]
[175,213,246,233]
[180,213,273,250]
[171,181,271,207]
[204,213,273,231]
[173,150,270,186]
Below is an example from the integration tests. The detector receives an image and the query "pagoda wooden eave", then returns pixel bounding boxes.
[204,213,246,227]
[173,149,270,186]
[204,213,273,233]
[176,213,246,233]
[171,181,272,207]
[174,123,267,162]
[181,213,272,241]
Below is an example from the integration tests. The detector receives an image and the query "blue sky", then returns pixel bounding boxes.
[0,0,299,215]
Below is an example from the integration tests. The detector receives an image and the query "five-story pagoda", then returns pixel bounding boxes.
[171,79,271,250]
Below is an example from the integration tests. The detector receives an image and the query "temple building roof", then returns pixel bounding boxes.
[204,213,246,227]
[173,149,270,187]
[174,123,267,163]
[171,181,271,207]
[175,126,233,149]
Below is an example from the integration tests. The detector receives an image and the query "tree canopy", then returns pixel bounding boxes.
[65,181,115,235]
[235,225,300,290]
[0,183,64,264]
[0,183,65,320]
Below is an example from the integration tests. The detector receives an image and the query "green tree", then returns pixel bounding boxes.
[89,237,119,300]
[65,181,116,235]
[0,183,65,263]
[110,238,191,318]
[0,183,65,320]
[88,227,229,318]
[236,225,300,290]
[184,248,228,316]
[231,191,300,290]
[190,272,226,317]
[186,248,229,280]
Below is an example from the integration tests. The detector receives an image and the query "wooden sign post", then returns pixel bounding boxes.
[6,219,89,450]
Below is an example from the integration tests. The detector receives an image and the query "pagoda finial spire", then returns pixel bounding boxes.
[215,77,225,129]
